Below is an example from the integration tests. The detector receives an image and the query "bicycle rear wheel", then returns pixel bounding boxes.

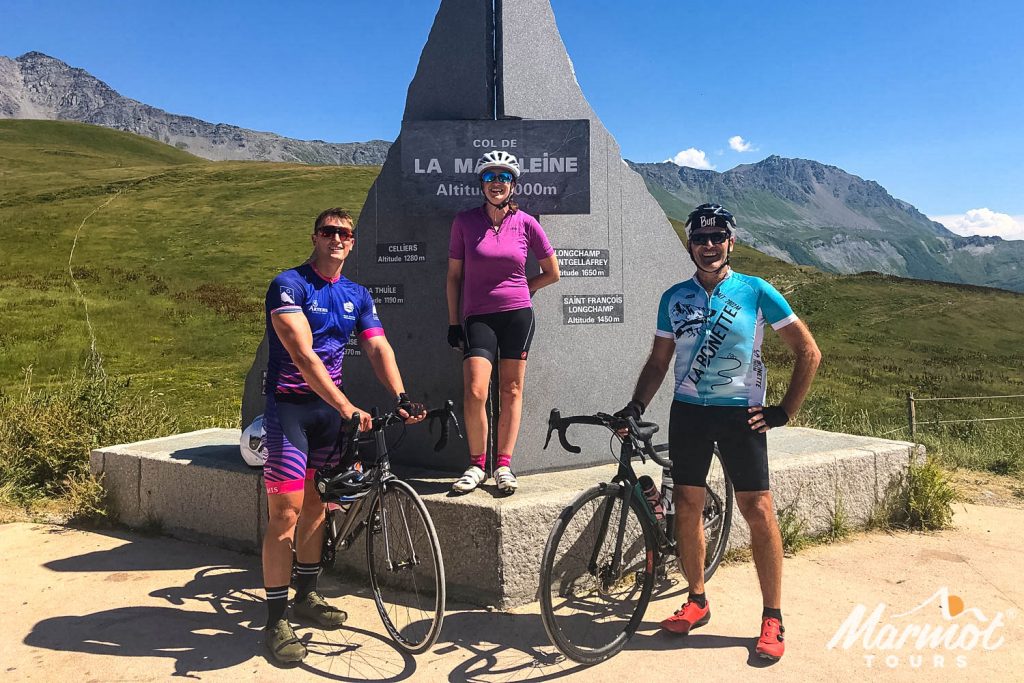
[702,448,734,581]
[539,484,657,665]
[365,479,445,654]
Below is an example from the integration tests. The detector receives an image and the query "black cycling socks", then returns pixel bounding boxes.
[689,591,707,608]
[265,586,289,627]
[294,562,320,600]
[763,607,783,622]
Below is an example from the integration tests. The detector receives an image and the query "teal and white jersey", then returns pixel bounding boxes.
[656,271,798,407]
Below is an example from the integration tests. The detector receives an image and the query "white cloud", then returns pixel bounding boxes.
[929,208,1024,241]
[667,148,715,170]
[728,135,756,152]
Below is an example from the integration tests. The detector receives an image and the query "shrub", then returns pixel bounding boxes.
[873,454,959,531]
[0,363,177,519]
[776,499,809,554]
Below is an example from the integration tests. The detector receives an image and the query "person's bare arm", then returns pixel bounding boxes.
[271,312,371,430]
[631,336,676,408]
[747,319,821,433]
[446,258,464,325]
[528,254,560,294]
[360,334,425,424]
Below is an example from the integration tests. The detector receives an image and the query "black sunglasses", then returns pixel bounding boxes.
[317,226,355,240]
[689,231,731,245]
[480,170,515,184]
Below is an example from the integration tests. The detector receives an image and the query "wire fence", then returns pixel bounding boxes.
[906,393,1024,440]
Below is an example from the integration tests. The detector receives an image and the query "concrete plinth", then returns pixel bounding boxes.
[91,427,921,608]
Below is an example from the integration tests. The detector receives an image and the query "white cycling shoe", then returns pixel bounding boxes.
[452,465,486,494]
[494,466,518,495]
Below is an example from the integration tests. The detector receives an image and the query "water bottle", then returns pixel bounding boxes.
[638,475,664,520]
[660,466,675,517]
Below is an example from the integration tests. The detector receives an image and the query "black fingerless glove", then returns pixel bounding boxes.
[614,398,646,423]
[447,324,465,350]
[396,392,426,418]
[762,405,790,428]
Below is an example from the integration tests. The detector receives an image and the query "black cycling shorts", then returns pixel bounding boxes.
[668,400,770,492]
[464,307,536,362]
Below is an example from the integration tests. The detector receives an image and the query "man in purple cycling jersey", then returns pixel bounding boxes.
[260,207,426,664]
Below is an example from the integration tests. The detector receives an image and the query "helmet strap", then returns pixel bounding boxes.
[482,180,516,211]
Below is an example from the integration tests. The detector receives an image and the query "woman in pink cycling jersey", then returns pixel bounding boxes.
[445,151,560,494]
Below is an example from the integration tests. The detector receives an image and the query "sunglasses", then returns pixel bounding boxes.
[689,231,731,246]
[480,170,515,184]
[317,226,355,240]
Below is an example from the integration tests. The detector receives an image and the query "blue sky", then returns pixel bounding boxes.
[2,0,1022,238]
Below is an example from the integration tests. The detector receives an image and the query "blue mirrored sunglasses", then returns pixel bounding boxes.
[480,170,515,184]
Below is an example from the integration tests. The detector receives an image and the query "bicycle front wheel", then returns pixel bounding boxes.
[365,479,445,654]
[539,483,657,665]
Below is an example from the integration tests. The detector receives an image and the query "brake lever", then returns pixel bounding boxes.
[431,400,463,452]
[625,416,647,463]
[544,409,560,450]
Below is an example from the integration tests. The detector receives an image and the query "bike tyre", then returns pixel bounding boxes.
[365,479,445,654]
[539,483,657,665]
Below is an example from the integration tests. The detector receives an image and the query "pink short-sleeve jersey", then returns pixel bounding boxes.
[448,207,555,318]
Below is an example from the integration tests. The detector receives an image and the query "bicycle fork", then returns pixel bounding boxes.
[377,488,421,572]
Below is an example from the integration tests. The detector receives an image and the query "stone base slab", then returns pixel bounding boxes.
[91,426,921,608]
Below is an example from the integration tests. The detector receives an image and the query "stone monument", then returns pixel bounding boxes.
[243,0,693,473]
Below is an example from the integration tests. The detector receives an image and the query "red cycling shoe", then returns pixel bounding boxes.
[660,598,711,634]
[756,617,785,660]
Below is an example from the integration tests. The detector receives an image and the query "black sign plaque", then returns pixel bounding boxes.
[562,294,625,325]
[367,284,406,305]
[401,119,591,214]
[376,242,427,264]
[555,248,610,277]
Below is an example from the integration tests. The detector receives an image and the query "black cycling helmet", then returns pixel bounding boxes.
[314,467,371,501]
[684,203,737,234]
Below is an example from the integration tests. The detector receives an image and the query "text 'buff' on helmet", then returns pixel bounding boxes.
[684,203,737,234]
[474,150,521,179]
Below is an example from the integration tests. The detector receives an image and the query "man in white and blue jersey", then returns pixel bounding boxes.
[260,208,426,664]
[617,203,821,661]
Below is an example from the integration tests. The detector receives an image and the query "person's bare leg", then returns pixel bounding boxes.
[736,490,783,609]
[294,477,326,565]
[263,490,303,587]
[463,357,493,458]
[674,484,708,594]
[495,359,527,456]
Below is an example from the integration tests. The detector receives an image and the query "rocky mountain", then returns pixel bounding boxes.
[630,156,1024,293]
[0,51,390,164]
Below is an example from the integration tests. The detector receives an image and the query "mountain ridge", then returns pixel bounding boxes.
[0,51,390,165]
[3,51,1020,292]
[630,157,1023,293]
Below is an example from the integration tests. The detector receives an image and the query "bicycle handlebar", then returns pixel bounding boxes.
[336,399,463,466]
[544,409,672,468]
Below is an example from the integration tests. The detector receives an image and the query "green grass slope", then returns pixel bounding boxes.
[2,121,1022,476]
[0,120,379,427]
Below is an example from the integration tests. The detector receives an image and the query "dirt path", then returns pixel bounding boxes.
[2,503,1021,681]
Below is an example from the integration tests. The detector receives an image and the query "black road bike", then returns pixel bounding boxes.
[313,401,461,654]
[538,410,734,664]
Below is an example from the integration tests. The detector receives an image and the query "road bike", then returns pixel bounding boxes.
[313,400,461,654]
[538,410,734,664]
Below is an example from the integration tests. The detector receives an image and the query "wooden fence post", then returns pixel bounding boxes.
[907,393,916,441]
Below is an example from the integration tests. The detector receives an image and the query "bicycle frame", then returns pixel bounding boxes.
[591,437,677,586]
